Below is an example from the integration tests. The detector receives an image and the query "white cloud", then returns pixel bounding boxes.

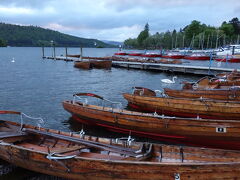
[0,5,34,15]
[0,0,239,41]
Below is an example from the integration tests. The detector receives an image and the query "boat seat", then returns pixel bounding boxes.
[0,131,27,139]
[51,145,86,154]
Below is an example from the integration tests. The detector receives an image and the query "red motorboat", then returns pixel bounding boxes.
[128,52,143,56]
[215,55,240,63]
[184,53,210,60]
[162,52,185,59]
[114,52,128,56]
[141,53,162,58]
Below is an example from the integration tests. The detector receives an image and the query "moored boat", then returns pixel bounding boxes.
[215,55,240,63]
[63,93,240,150]
[1,111,240,179]
[162,52,185,59]
[74,61,91,69]
[141,53,162,58]
[114,52,128,56]
[123,87,240,120]
[164,87,240,101]
[128,52,143,56]
[184,53,210,60]
[66,54,81,58]
[90,60,112,69]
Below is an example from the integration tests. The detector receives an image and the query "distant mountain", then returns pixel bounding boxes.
[102,40,123,47]
[0,22,113,47]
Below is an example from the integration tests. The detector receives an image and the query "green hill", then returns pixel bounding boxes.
[0,23,113,47]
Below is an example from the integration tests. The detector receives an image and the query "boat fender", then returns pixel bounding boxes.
[46,153,76,160]
[192,83,198,90]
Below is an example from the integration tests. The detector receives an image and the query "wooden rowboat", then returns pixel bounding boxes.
[74,61,91,70]
[164,87,240,101]
[2,111,240,179]
[63,93,240,150]
[90,60,112,70]
[123,87,240,120]
[67,54,81,58]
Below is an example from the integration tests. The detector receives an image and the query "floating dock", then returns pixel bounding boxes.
[43,56,238,76]
[112,61,237,75]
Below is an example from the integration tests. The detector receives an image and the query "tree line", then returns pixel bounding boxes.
[0,23,113,47]
[124,17,240,50]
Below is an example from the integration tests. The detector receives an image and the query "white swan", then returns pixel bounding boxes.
[11,58,15,63]
[161,76,177,84]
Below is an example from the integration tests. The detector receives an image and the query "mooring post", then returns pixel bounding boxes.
[80,47,83,61]
[42,46,45,58]
[232,46,235,55]
[53,45,56,60]
[65,47,68,61]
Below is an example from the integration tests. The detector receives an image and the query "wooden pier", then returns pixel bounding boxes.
[111,61,238,76]
[43,55,238,76]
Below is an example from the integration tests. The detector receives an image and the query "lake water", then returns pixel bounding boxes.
[0,47,234,179]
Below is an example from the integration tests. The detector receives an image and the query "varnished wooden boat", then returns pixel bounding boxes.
[63,93,240,150]
[67,54,81,58]
[164,87,240,101]
[74,61,91,70]
[2,111,240,179]
[123,87,240,120]
[90,60,112,69]
[158,59,182,64]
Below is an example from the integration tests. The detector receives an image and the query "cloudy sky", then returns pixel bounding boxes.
[0,0,239,41]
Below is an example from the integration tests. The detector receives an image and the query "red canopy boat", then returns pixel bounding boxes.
[141,53,162,58]
[184,53,210,60]
[114,52,128,56]
[128,52,143,56]
[215,55,240,63]
[162,52,185,59]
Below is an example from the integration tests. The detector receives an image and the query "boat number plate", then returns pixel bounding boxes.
[216,127,227,133]
[174,173,180,180]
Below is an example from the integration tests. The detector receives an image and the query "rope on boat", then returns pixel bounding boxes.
[20,113,44,130]
[74,93,123,110]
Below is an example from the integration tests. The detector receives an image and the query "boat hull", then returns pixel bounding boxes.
[74,61,91,69]
[215,58,240,63]
[1,120,240,179]
[63,101,240,150]
[123,93,240,120]
[184,56,210,60]
[141,54,162,58]
[164,88,240,101]
[90,60,112,69]
[162,55,185,59]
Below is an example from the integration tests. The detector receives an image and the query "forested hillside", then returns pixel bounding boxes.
[124,17,240,49]
[0,23,112,47]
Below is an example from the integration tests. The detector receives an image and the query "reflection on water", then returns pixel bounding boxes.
[0,47,228,179]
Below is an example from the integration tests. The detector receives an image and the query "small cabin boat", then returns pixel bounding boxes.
[1,110,240,179]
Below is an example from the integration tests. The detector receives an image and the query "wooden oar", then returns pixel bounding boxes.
[22,128,149,157]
